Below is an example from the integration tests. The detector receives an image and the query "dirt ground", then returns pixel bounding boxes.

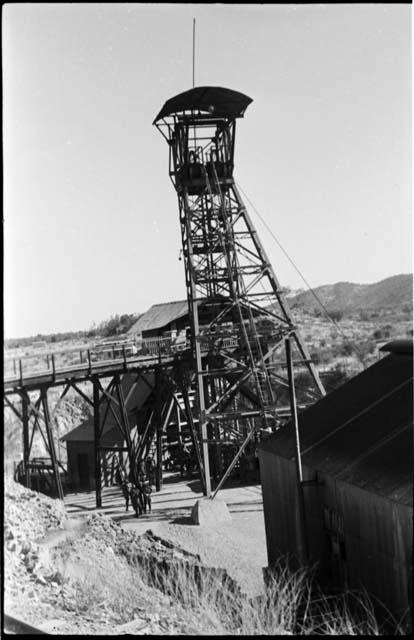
[65,472,268,598]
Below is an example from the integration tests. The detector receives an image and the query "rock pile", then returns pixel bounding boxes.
[4,477,66,541]
[4,482,246,634]
[4,478,67,598]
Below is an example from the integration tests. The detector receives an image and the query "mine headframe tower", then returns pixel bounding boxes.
[154,86,325,496]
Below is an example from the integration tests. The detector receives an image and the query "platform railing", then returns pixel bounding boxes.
[3,335,191,384]
[4,333,244,385]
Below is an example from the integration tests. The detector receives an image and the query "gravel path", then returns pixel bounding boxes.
[66,474,268,598]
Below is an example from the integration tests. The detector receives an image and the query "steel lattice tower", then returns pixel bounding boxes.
[154,87,325,496]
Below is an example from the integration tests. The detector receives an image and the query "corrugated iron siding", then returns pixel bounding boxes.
[259,352,413,506]
[259,450,298,566]
[337,480,412,622]
[259,452,412,624]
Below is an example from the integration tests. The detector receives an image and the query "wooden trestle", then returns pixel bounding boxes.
[3,348,202,506]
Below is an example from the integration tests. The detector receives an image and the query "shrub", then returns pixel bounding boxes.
[133,556,384,635]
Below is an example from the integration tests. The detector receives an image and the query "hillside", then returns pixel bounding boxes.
[288,274,413,315]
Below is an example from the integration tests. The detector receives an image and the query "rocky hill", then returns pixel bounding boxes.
[288,274,413,315]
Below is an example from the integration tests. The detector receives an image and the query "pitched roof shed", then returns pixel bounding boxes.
[259,341,413,506]
[127,301,189,335]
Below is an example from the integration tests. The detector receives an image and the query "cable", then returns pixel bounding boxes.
[192,18,196,88]
[236,182,363,359]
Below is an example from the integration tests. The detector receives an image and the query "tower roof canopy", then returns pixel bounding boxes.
[153,86,253,123]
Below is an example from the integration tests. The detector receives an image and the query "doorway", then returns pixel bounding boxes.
[77,453,90,490]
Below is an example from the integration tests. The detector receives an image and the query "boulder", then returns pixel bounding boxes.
[191,497,231,526]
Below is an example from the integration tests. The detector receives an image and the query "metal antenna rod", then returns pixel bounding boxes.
[192,18,196,87]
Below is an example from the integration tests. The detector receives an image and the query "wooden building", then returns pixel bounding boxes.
[61,420,123,491]
[61,373,154,491]
[258,340,413,628]
[127,298,235,340]
[127,300,190,339]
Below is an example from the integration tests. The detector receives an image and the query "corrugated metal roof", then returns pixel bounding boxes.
[380,338,413,355]
[61,373,155,443]
[127,300,189,335]
[259,351,413,506]
[61,420,124,446]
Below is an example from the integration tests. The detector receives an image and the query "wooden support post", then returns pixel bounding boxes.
[211,421,256,499]
[210,375,223,483]
[114,373,136,483]
[176,396,183,446]
[155,366,163,492]
[41,388,64,500]
[285,337,308,565]
[93,377,102,508]
[180,379,207,496]
[21,391,30,489]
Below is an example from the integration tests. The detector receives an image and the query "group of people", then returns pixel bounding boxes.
[118,456,155,518]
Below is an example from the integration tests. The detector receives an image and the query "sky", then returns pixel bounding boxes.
[3,3,412,338]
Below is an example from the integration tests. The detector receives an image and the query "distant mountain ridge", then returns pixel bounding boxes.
[287,273,413,314]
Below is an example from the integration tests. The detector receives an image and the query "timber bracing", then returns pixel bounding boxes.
[3,348,208,506]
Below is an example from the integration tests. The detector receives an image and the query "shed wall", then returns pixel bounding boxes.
[259,450,298,566]
[259,451,413,625]
[337,480,412,623]
[67,441,95,491]
[66,442,117,492]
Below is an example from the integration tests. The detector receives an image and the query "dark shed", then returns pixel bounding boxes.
[258,340,413,626]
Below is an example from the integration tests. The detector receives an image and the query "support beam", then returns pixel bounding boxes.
[4,395,23,421]
[114,374,136,483]
[211,419,256,499]
[136,410,154,461]
[41,388,64,500]
[285,337,308,565]
[179,375,207,496]
[69,382,93,406]
[93,377,102,508]
[99,378,116,437]
[155,366,163,492]
[21,391,30,489]
[28,396,42,457]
